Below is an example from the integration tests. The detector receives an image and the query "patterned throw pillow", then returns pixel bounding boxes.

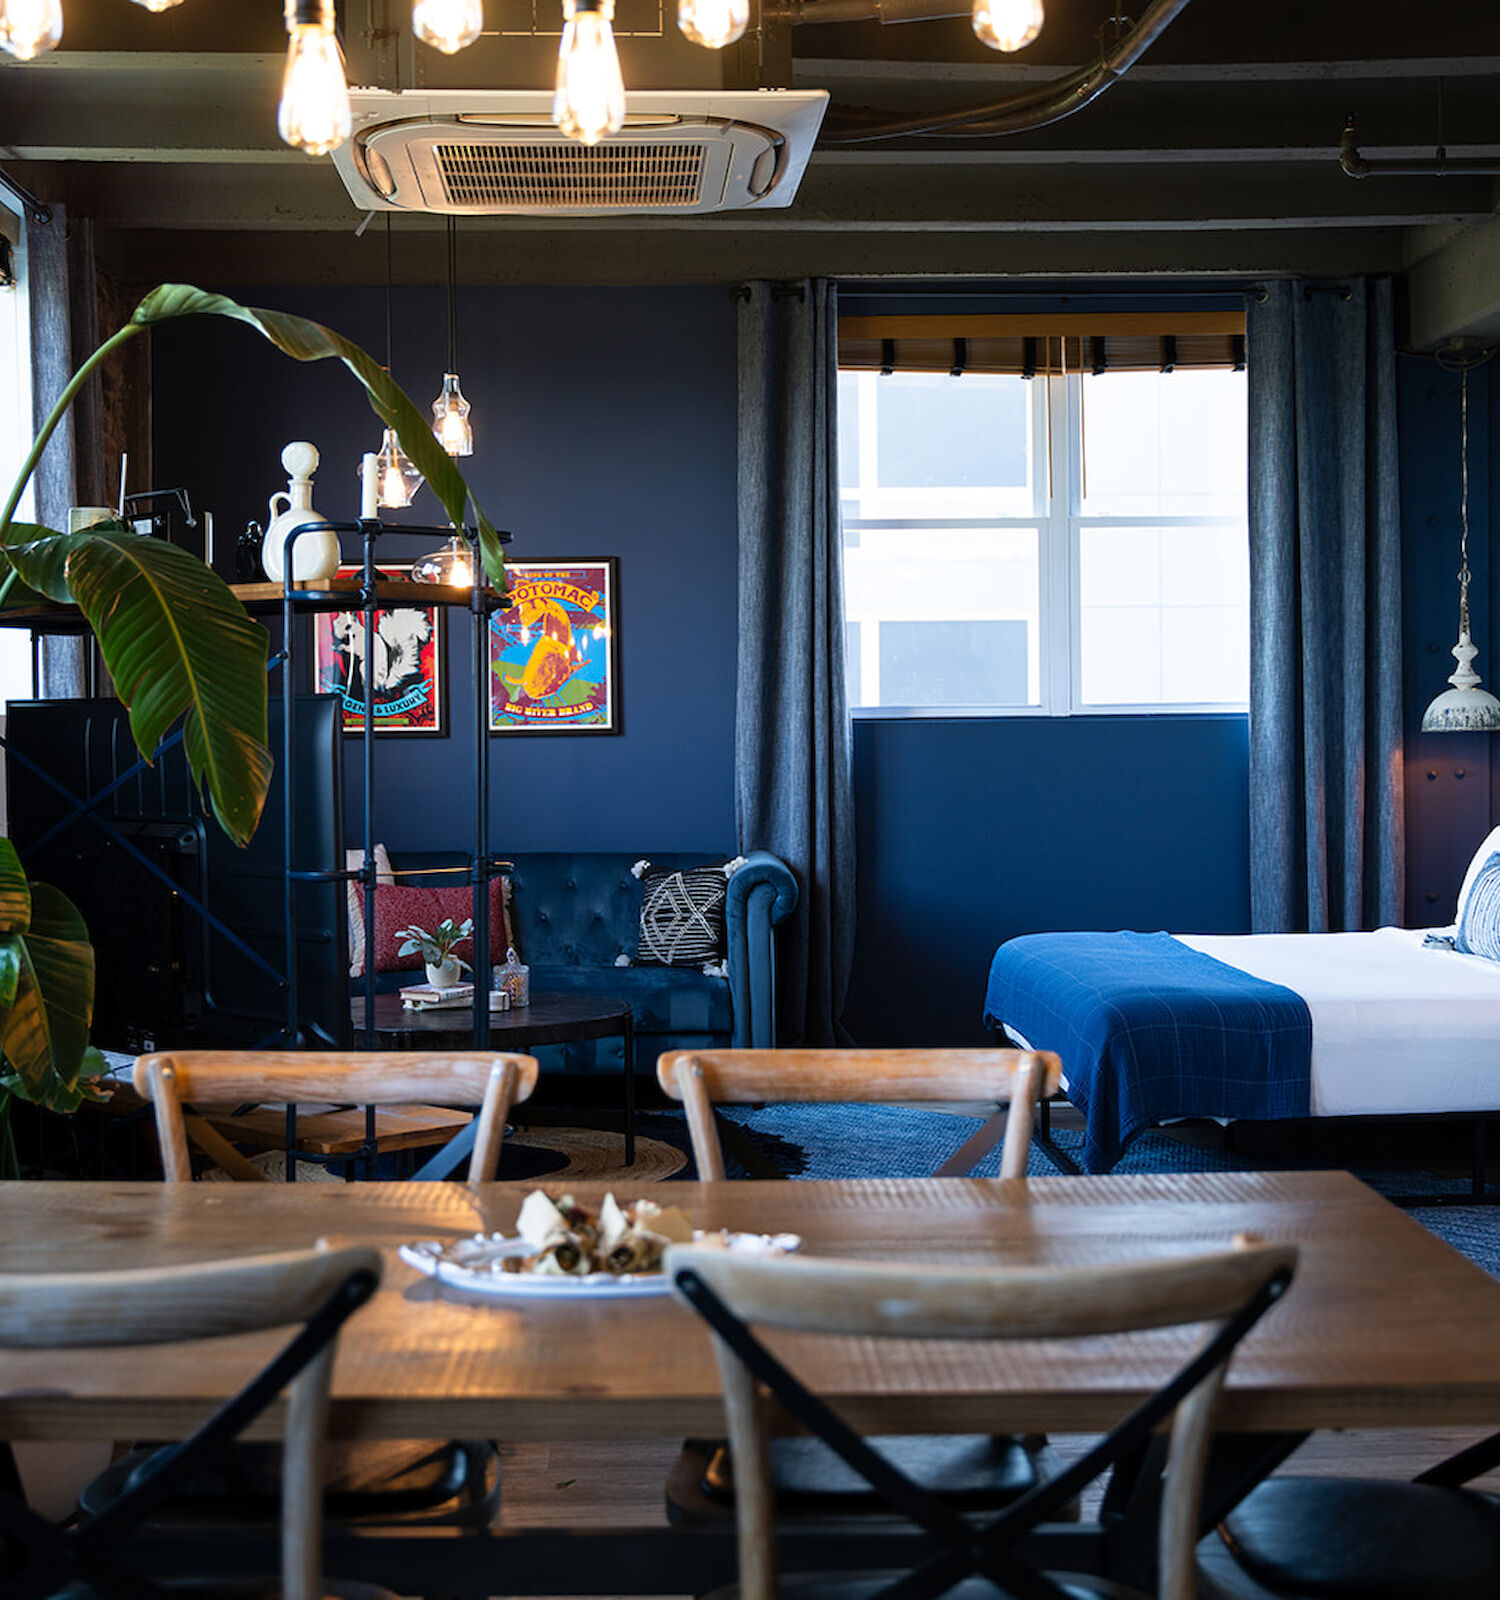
[1457,853,1500,960]
[635,860,734,969]
[369,878,514,973]
[346,842,395,977]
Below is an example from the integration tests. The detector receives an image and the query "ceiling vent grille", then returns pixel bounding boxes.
[434,139,709,212]
[333,90,829,217]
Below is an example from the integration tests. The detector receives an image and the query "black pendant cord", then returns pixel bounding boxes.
[385,212,395,375]
[446,214,459,375]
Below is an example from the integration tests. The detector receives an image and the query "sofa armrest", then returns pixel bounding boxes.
[724,850,799,1049]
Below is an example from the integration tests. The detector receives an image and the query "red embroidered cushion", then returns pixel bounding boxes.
[368,878,513,974]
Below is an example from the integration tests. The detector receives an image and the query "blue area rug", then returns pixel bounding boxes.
[632,1104,1500,1279]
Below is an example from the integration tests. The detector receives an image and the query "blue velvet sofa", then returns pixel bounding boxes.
[371,850,798,1077]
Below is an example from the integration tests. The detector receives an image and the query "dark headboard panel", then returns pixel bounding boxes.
[5,695,348,1052]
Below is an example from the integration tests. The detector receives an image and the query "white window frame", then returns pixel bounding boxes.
[0,194,36,721]
[840,366,1248,720]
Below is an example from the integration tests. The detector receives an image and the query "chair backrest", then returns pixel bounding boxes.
[0,1244,380,1600]
[668,1236,1296,1600]
[656,1048,1063,1180]
[133,1050,540,1183]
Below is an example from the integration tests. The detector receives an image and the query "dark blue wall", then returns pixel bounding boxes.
[152,285,1492,1051]
[152,285,740,856]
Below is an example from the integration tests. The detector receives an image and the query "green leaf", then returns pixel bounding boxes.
[131,285,506,591]
[0,839,31,938]
[7,530,272,847]
[0,883,94,1103]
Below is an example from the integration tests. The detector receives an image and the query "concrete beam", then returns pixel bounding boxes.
[1406,214,1500,350]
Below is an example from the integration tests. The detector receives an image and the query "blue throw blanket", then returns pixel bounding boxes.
[983,932,1312,1173]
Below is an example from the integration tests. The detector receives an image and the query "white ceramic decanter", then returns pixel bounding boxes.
[261,440,340,583]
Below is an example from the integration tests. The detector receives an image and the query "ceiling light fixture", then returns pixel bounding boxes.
[0,0,63,60]
[372,216,424,509]
[972,0,1044,52]
[278,0,352,157]
[553,0,626,146]
[412,0,483,54]
[1422,358,1500,734]
[677,0,748,50]
[431,216,474,458]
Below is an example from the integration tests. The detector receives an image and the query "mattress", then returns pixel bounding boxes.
[1177,927,1500,1118]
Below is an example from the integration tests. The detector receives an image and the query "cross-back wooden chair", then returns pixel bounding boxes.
[669,1237,1297,1600]
[656,1047,1063,1183]
[655,1047,1064,1526]
[109,1049,538,1534]
[133,1049,540,1184]
[0,1244,384,1600]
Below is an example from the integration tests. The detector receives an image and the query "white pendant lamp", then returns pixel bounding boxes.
[1422,362,1500,734]
[431,217,474,457]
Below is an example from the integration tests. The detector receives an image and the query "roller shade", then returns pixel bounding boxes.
[838,312,1246,376]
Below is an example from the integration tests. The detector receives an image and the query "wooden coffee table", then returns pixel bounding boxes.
[349,990,636,1165]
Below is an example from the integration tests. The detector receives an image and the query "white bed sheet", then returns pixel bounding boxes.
[1177,927,1500,1118]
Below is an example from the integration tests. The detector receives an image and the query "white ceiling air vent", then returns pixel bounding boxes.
[332,89,829,217]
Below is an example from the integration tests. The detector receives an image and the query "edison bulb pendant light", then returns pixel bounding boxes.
[412,532,474,588]
[277,0,352,157]
[432,373,474,457]
[972,0,1043,52]
[412,0,482,52]
[553,0,625,146]
[374,427,424,508]
[677,0,748,49]
[0,0,62,60]
[130,0,187,11]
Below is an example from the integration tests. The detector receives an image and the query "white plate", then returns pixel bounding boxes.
[397,1229,800,1299]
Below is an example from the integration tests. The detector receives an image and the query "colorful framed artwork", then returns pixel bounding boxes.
[311,565,446,736]
[488,559,619,734]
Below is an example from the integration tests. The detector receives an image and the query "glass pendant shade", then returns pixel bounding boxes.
[130,0,186,10]
[412,533,474,588]
[554,0,625,146]
[277,0,351,157]
[412,0,482,53]
[374,427,424,508]
[0,0,62,59]
[677,0,748,49]
[972,0,1043,52]
[432,373,474,457]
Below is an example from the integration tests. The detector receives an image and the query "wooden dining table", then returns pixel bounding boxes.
[3,1169,1499,1593]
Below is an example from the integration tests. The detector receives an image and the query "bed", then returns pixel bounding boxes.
[983,831,1500,1175]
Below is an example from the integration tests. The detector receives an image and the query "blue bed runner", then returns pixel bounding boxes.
[983,931,1312,1173]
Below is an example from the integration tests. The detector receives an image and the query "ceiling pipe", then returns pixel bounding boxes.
[808,0,1193,143]
[1340,116,1500,178]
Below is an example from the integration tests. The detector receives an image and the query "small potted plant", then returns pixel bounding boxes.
[397,918,474,990]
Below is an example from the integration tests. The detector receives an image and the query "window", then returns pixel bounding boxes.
[0,203,33,709]
[838,348,1248,717]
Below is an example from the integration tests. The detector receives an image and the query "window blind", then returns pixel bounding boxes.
[838,312,1246,376]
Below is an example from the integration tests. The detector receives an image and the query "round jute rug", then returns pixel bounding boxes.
[203,1127,687,1184]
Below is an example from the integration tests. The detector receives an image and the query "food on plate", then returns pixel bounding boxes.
[512,1190,694,1278]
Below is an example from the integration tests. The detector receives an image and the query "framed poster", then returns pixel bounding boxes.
[311,565,446,735]
[489,559,619,734]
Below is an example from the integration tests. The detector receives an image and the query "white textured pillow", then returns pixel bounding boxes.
[1455,826,1500,927]
[346,843,395,977]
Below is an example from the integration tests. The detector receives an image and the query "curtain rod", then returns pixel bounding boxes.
[0,166,51,227]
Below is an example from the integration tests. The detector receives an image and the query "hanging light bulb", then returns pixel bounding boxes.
[677,0,747,49]
[972,0,1043,52]
[431,218,475,457]
[374,427,424,508]
[130,0,187,11]
[412,531,474,588]
[0,0,62,60]
[1423,363,1500,733]
[277,0,351,158]
[553,0,625,147]
[412,0,482,53]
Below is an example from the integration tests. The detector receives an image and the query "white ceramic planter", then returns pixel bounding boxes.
[425,959,461,990]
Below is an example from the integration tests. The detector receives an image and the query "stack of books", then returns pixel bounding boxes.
[399,982,511,1012]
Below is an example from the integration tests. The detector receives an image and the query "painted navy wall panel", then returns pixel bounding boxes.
[843,715,1250,1047]
[151,285,740,858]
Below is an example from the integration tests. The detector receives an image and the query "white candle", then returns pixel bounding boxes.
[360,451,379,520]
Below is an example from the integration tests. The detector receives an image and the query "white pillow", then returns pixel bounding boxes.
[346,843,395,977]
[1454,826,1500,927]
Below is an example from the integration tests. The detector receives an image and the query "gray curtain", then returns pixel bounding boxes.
[24,202,96,697]
[735,279,856,1046]
[1247,278,1403,932]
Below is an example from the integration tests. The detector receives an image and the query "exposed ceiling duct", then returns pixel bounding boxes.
[330,89,829,216]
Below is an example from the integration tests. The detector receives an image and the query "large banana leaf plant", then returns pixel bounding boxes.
[0,284,503,1150]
